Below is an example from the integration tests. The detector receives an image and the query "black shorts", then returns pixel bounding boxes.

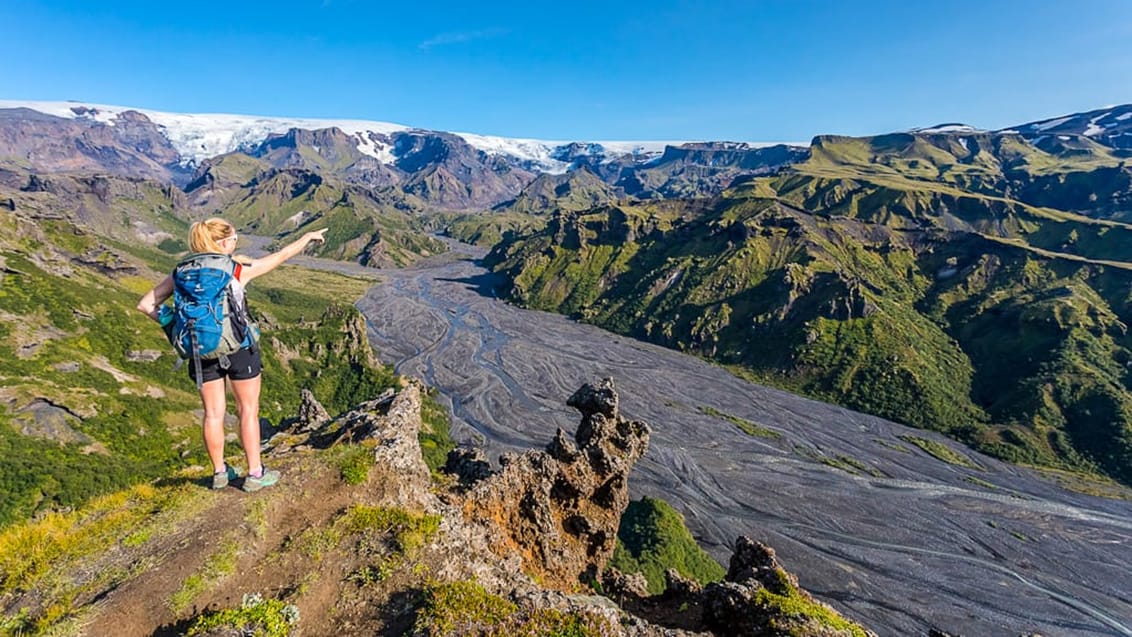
[188,345,262,384]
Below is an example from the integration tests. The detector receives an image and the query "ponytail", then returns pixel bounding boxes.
[189,218,235,254]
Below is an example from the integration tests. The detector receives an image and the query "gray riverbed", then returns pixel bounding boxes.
[293,241,1131,637]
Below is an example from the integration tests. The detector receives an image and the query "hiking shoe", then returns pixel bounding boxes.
[211,464,241,490]
[242,467,280,492]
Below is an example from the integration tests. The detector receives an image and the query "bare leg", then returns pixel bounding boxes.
[231,374,263,475]
[199,378,228,473]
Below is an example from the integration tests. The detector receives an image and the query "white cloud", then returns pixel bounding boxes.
[418,28,508,51]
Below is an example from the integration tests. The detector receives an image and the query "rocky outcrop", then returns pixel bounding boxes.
[394,131,537,209]
[460,378,650,591]
[269,378,873,636]
[294,388,331,433]
[0,107,186,183]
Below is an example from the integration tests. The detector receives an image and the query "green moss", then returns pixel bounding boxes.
[341,505,440,553]
[414,581,516,635]
[414,580,612,637]
[609,497,725,595]
[819,455,885,477]
[187,593,300,637]
[168,539,240,613]
[751,576,872,637]
[699,406,782,439]
[419,388,456,474]
[899,435,980,469]
[333,445,373,485]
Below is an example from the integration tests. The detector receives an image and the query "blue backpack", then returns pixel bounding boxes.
[167,253,257,383]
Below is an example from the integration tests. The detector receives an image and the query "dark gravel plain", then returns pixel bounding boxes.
[293,241,1132,637]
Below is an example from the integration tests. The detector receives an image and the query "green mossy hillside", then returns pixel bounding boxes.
[609,497,726,595]
[214,169,446,268]
[0,201,397,526]
[487,149,1132,484]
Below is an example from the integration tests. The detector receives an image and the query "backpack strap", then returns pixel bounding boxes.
[190,321,204,391]
[177,252,237,276]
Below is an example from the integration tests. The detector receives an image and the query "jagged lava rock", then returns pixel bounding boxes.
[461,377,650,591]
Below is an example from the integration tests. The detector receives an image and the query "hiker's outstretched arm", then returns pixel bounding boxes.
[137,275,174,322]
[240,229,327,283]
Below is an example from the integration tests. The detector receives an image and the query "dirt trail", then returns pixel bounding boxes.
[81,456,413,637]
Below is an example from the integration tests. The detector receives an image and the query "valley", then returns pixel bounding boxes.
[3,99,1132,635]
[335,239,1132,637]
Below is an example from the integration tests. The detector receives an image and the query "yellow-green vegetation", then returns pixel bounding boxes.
[288,524,341,561]
[899,436,980,469]
[222,170,445,267]
[419,388,457,473]
[699,405,782,439]
[245,498,270,539]
[0,482,203,596]
[332,444,375,485]
[750,569,873,637]
[281,503,441,566]
[1028,466,1132,501]
[819,454,886,478]
[609,497,726,595]
[963,476,999,490]
[250,264,376,324]
[443,212,549,247]
[0,195,401,526]
[873,438,914,454]
[0,480,209,635]
[341,504,441,554]
[413,580,613,637]
[168,538,240,613]
[186,592,300,637]
[487,135,1132,486]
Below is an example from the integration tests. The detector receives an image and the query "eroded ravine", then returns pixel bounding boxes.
[297,243,1131,637]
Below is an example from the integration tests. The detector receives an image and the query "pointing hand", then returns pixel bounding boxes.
[306,228,328,244]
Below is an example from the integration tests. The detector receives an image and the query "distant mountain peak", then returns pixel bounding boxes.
[999,103,1132,148]
[0,100,802,174]
[909,123,984,134]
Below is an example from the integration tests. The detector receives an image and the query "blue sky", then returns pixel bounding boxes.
[3,0,1131,142]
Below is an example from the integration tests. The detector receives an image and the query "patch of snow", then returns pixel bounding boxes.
[958,138,969,151]
[354,131,396,164]
[1035,116,1073,132]
[285,210,311,227]
[1032,135,1049,146]
[914,124,983,134]
[0,99,411,167]
[0,99,807,172]
[1084,115,1105,136]
[453,132,573,173]
[1057,135,1072,141]
[1118,112,1132,122]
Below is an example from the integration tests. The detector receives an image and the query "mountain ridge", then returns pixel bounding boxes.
[3,97,1132,635]
[0,99,806,174]
[484,113,1132,486]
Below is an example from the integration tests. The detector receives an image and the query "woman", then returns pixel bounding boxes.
[137,218,327,491]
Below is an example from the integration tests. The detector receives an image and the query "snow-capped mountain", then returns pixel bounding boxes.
[0,100,798,174]
[1001,104,1132,149]
[908,123,985,134]
[0,99,810,209]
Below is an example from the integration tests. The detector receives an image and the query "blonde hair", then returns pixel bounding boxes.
[189,218,235,254]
